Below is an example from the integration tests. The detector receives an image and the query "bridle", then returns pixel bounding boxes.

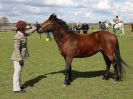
[36,24,43,33]
[36,21,54,33]
[36,21,54,39]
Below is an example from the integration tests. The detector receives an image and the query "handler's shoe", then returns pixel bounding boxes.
[14,89,26,93]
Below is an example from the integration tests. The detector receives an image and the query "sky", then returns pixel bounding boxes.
[0,0,133,23]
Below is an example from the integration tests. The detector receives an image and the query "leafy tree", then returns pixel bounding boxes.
[0,16,9,27]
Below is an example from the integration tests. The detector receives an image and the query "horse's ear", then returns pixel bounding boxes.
[49,14,57,21]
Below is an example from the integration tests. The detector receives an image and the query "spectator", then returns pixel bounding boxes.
[75,23,81,33]
[82,23,89,34]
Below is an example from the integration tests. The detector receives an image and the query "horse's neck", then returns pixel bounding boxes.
[52,23,67,48]
[110,20,115,25]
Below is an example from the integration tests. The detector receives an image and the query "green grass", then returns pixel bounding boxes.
[0,25,133,99]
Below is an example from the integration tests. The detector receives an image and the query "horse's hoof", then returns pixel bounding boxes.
[112,80,118,84]
[113,76,120,82]
[63,84,68,87]
[102,75,109,80]
[64,81,70,86]
[63,83,70,87]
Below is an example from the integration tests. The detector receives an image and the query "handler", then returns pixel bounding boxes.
[11,20,37,93]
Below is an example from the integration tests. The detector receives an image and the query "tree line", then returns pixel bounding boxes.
[0,16,9,27]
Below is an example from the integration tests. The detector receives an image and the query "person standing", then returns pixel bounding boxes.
[11,20,37,93]
[114,16,120,24]
[75,23,81,33]
[45,30,51,41]
[98,21,106,31]
[82,23,89,34]
[113,16,120,28]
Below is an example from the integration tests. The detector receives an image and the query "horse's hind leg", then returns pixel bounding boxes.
[105,54,120,81]
[102,52,111,80]
[113,60,120,81]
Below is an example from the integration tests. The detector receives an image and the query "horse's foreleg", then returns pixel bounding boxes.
[64,64,71,85]
[113,29,116,34]
[120,27,124,36]
[64,57,73,86]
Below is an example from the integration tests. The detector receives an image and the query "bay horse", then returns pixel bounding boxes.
[37,14,126,86]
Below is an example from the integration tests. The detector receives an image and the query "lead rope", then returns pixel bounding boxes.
[36,21,42,39]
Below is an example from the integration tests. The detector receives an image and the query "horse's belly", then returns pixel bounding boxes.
[74,50,99,58]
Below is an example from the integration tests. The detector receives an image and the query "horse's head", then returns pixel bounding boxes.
[37,14,57,33]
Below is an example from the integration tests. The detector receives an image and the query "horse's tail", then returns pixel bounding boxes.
[114,38,127,79]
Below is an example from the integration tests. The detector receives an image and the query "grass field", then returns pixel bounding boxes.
[0,25,133,99]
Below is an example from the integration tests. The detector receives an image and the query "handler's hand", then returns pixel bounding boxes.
[35,22,41,33]
[19,60,24,66]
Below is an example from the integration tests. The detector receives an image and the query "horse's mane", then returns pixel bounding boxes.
[56,18,69,30]
[49,14,73,33]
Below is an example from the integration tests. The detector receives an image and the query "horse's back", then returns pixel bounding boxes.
[74,31,116,57]
[75,31,116,41]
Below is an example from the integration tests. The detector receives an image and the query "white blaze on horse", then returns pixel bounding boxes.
[107,20,125,36]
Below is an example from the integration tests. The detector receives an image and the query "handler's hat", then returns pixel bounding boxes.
[16,20,27,30]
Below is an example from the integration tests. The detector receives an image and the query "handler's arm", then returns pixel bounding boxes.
[25,25,37,36]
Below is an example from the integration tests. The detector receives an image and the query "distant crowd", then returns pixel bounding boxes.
[68,23,89,34]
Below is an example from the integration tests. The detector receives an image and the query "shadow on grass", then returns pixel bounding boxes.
[22,75,47,88]
[22,70,114,88]
[46,70,113,82]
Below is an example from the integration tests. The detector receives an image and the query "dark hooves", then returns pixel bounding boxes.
[113,76,121,82]
[64,81,71,86]
[102,75,109,80]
